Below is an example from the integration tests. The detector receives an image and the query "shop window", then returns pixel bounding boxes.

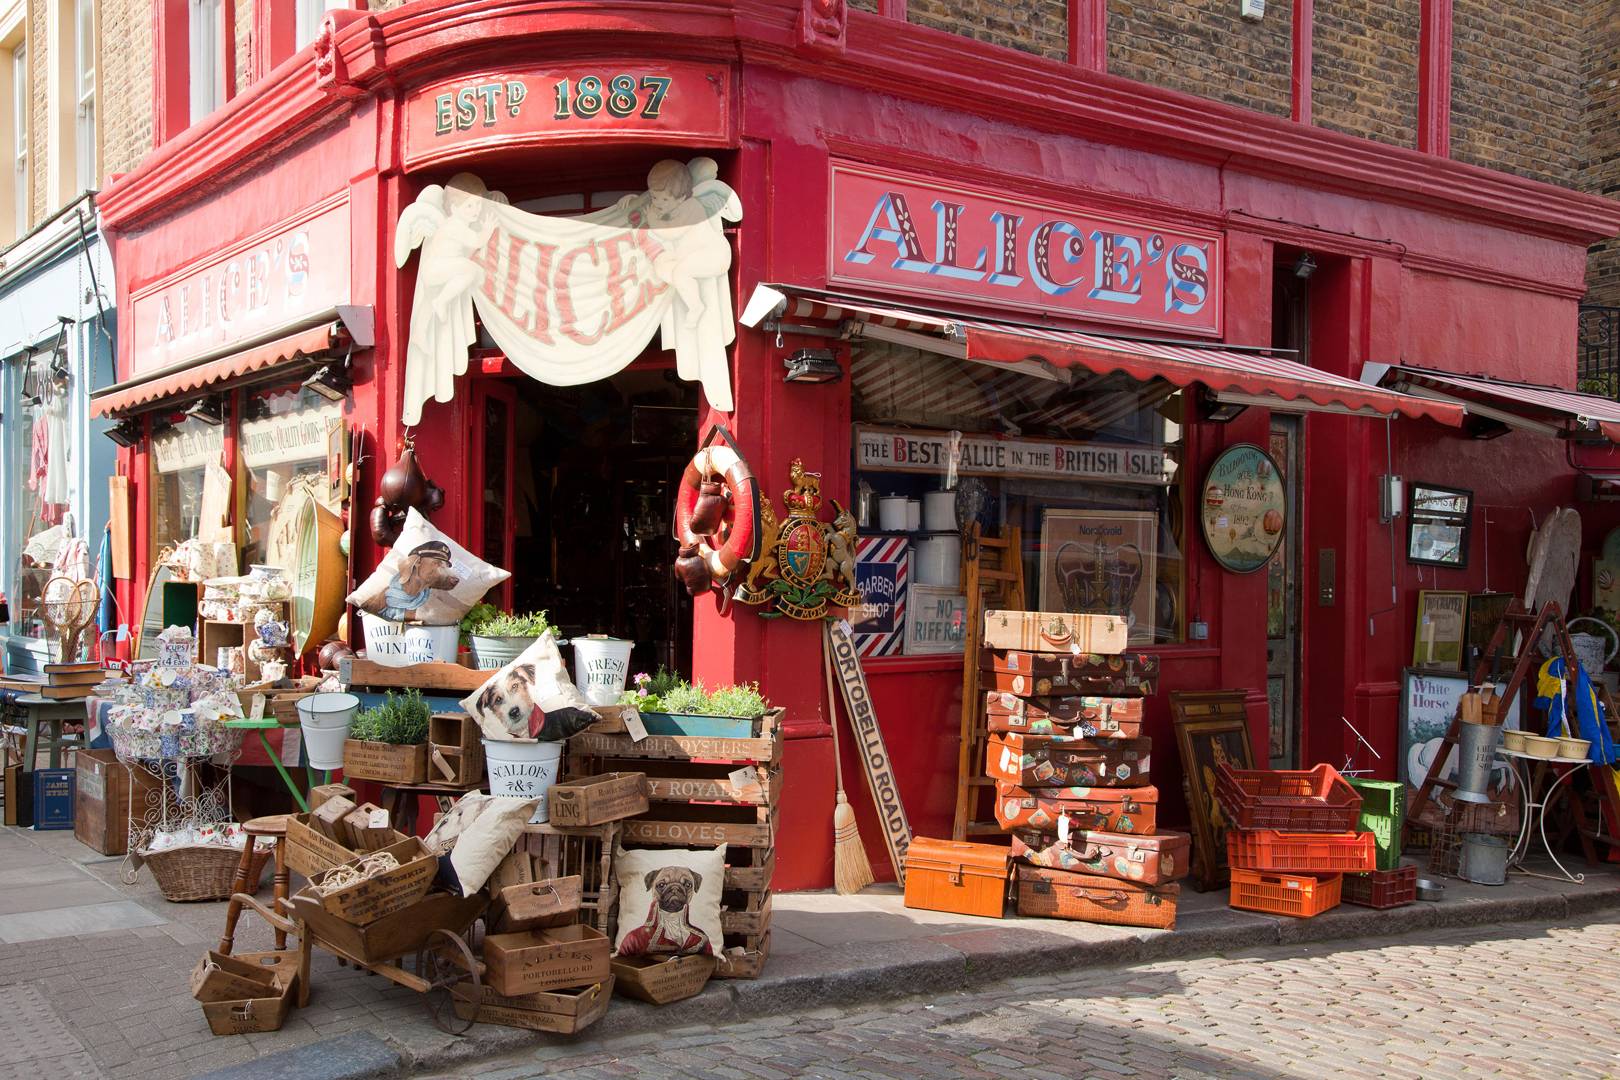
[150,415,225,559]
[851,343,1187,649]
[12,41,26,235]
[12,353,76,640]
[188,0,225,124]
[238,383,343,568]
[74,0,93,192]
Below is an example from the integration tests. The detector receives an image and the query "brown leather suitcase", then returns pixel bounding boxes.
[986,733,1152,788]
[993,782,1159,834]
[1011,827,1191,885]
[1015,865,1178,929]
[902,837,1010,919]
[979,649,1159,698]
[985,692,1144,738]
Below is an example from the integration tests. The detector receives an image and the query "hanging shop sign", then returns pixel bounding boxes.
[736,459,862,620]
[130,198,351,378]
[239,402,344,470]
[1199,443,1286,573]
[394,157,741,425]
[401,61,731,171]
[856,425,1172,486]
[830,161,1223,337]
[152,422,226,474]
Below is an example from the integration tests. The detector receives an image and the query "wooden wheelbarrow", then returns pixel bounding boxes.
[230,889,489,1034]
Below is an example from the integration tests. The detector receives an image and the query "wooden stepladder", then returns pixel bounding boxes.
[952,523,1025,842]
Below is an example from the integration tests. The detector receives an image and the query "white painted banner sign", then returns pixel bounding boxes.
[856,425,1172,485]
[826,619,912,882]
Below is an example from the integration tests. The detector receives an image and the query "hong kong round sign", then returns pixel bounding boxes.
[1199,444,1286,574]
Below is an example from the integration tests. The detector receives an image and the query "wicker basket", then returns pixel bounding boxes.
[141,843,270,903]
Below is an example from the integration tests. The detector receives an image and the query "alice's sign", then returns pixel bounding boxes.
[401,61,731,170]
[831,162,1223,337]
[856,425,1172,486]
[130,199,351,378]
[394,157,741,425]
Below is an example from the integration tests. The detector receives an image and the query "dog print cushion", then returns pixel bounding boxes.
[423,792,540,896]
[461,631,598,742]
[347,508,510,626]
[614,845,728,958]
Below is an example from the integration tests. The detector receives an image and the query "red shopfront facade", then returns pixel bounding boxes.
[98,3,1620,891]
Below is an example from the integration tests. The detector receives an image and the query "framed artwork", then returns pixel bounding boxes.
[1413,590,1468,671]
[1406,483,1472,568]
[902,585,967,655]
[1039,508,1158,646]
[1465,592,1514,658]
[1170,691,1255,892]
[1199,443,1286,574]
[326,419,351,504]
[1399,668,1470,785]
[1594,529,1620,612]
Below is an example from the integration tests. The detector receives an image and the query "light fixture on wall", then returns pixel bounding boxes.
[302,358,353,402]
[1292,252,1317,280]
[782,348,843,384]
[183,394,226,426]
[1198,388,1249,423]
[104,419,141,448]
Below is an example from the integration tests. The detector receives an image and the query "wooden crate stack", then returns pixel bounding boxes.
[565,709,782,979]
[977,611,1186,930]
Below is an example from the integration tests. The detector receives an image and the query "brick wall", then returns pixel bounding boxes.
[904,0,1067,59]
[1584,0,1620,307]
[1453,0,1582,187]
[98,0,153,179]
[1312,0,1418,147]
[1109,0,1292,117]
[28,0,45,221]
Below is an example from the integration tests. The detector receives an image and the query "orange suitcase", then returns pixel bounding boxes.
[984,692,1144,738]
[979,649,1159,698]
[902,837,1010,919]
[993,782,1159,834]
[1011,827,1191,885]
[1014,865,1178,929]
[986,733,1152,788]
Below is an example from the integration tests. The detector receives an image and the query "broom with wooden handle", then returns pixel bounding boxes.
[824,626,875,895]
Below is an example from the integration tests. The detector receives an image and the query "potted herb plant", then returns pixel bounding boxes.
[342,689,432,784]
[620,669,775,738]
[462,605,556,670]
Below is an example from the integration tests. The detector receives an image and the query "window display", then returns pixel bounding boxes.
[239,385,343,568]
[13,353,75,639]
[850,342,1187,648]
[151,416,225,559]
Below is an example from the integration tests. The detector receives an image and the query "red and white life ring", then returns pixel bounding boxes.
[673,445,759,592]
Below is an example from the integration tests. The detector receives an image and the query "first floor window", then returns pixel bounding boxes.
[12,41,27,234]
[188,0,224,124]
[75,0,95,191]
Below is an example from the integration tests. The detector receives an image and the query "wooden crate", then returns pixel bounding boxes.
[427,713,484,787]
[515,821,620,941]
[342,741,429,785]
[483,925,612,996]
[451,976,613,1033]
[547,772,649,827]
[302,837,436,925]
[285,813,362,879]
[565,715,782,979]
[74,749,159,857]
[611,953,716,1005]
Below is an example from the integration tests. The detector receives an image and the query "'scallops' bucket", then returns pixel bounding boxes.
[570,636,634,706]
[482,738,565,823]
[296,692,360,771]
[360,613,459,667]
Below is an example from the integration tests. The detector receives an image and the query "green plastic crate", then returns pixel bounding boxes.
[1349,779,1404,871]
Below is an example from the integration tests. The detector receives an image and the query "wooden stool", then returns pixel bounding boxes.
[218,814,292,954]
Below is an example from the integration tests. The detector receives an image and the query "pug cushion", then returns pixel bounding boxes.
[348,508,509,625]
[614,845,727,958]
[461,630,598,742]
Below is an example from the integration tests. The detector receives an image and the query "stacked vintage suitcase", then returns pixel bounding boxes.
[1217,762,1376,918]
[978,610,1190,930]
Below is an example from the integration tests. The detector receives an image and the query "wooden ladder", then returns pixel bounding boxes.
[952,522,1026,842]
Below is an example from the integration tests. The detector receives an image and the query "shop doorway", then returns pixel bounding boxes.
[469,362,698,679]
[1267,263,1310,767]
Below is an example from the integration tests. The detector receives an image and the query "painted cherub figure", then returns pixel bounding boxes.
[633,159,740,328]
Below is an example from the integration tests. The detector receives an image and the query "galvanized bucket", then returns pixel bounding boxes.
[1453,719,1504,804]
[1459,833,1508,886]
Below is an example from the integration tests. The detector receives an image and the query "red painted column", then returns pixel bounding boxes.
[152,0,190,145]
[1418,0,1453,156]
[1292,0,1312,124]
[1068,0,1107,72]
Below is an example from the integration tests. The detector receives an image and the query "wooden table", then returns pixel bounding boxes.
[13,694,87,771]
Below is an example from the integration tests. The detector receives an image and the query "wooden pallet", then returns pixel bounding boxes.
[565,712,781,979]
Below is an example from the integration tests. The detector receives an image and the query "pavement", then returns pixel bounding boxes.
[3,822,1620,1080]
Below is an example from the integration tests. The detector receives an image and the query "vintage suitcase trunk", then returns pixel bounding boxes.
[1014,865,1178,929]
[993,782,1158,834]
[981,610,1127,654]
[1011,827,1191,885]
[980,649,1159,698]
[902,836,1010,919]
[986,734,1151,788]
[984,692,1143,738]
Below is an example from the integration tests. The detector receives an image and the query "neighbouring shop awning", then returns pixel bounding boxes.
[1371,363,1620,442]
[90,306,374,418]
[742,285,1465,427]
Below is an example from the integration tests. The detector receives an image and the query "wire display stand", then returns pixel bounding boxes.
[109,723,244,877]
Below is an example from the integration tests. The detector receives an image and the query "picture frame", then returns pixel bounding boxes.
[1412,589,1468,671]
[1039,508,1158,646]
[1170,690,1255,892]
[326,419,351,504]
[1399,668,1470,786]
[1406,483,1472,568]
[1199,443,1287,575]
[902,585,967,655]
[1465,592,1514,660]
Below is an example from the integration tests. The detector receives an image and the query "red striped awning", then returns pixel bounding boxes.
[1381,365,1620,442]
[747,286,1464,426]
[91,321,347,418]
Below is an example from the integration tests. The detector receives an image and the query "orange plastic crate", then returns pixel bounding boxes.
[1214,764,1362,832]
[1342,865,1417,909]
[1228,868,1342,918]
[1226,830,1376,873]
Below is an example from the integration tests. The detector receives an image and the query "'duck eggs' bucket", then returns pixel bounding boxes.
[360,613,459,667]
[482,739,565,823]
[296,692,360,771]
[570,635,634,706]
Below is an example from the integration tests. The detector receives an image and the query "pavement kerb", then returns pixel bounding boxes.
[197,880,1620,1080]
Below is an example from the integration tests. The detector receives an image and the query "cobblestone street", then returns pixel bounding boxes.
[454,917,1620,1080]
